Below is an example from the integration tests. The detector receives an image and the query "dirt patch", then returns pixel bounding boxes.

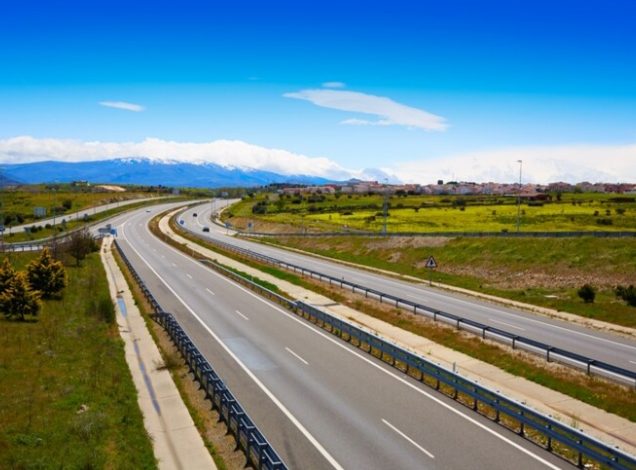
[95,184,126,192]
[443,264,633,289]
[365,236,452,250]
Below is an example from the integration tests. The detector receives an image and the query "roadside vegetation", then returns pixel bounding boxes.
[0,243,156,468]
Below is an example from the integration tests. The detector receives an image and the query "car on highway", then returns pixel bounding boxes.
[193,212,197,217]
[202,226,210,232]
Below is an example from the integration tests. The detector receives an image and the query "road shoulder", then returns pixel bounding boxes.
[101,236,216,470]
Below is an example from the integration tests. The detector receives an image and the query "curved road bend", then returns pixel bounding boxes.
[179,201,636,373]
[111,203,567,469]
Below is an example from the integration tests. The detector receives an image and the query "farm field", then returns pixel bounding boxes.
[227,191,636,233]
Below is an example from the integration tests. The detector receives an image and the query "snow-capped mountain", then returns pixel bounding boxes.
[0,158,334,187]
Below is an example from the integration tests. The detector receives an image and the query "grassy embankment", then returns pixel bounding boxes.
[226,193,636,327]
[0,250,156,468]
[167,217,636,423]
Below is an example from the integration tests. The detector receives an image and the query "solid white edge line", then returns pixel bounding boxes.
[285,347,309,365]
[382,419,434,459]
[205,288,216,296]
[235,310,249,321]
[130,210,562,470]
[120,223,344,470]
[488,318,525,331]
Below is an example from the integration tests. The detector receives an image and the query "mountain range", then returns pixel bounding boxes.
[0,158,334,187]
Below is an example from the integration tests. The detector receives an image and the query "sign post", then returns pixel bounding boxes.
[424,255,438,286]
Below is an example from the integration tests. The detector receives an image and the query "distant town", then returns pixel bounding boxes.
[275,180,636,197]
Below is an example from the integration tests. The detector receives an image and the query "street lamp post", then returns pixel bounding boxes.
[516,160,523,232]
[382,178,389,235]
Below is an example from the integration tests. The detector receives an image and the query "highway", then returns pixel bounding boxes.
[179,201,636,374]
[110,203,568,469]
[7,195,168,234]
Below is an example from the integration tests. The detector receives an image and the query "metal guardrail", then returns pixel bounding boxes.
[175,222,636,388]
[239,229,636,238]
[157,225,636,469]
[293,302,636,470]
[113,239,287,470]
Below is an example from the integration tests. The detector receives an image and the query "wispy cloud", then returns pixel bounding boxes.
[322,81,346,88]
[99,101,144,112]
[284,88,447,131]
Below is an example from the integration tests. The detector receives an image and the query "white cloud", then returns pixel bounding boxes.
[0,136,353,179]
[99,101,145,112]
[322,81,346,88]
[389,143,636,184]
[1,136,634,184]
[284,89,447,131]
[340,118,392,127]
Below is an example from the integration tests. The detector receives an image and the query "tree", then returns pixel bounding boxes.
[26,247,67,298]
[577,284,596,303]
[0,272,41,320]
[0,257,17,294]
[64,228,98,266]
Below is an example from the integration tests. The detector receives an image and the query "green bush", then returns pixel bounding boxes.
[577,284,596,303]
[615,285,636,307]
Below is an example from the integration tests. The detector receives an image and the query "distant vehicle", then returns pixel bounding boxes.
[202,226,210,232]
[179,219,185,225]
[146,209,151,212]
[193,213,198,217]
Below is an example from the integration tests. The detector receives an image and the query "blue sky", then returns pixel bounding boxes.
[1,0,636,183]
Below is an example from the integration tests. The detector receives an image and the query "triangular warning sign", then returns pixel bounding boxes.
[424,256,438,269]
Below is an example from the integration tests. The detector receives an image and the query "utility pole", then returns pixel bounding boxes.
[516,160,523,232]
[382,178,389,235]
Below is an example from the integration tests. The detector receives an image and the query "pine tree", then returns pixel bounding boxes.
[0,272,41,320]
[26,247,67,298]
[0,257,17,295]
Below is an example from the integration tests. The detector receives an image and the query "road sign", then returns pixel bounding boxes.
[424,256,438,269]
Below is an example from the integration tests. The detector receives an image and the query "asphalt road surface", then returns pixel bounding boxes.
[178,201,636,375]
[108,203,569,469]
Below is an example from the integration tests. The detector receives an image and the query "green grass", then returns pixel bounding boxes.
[229,191,636,233]
[259,235,636,328]
[0,251,156,469]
